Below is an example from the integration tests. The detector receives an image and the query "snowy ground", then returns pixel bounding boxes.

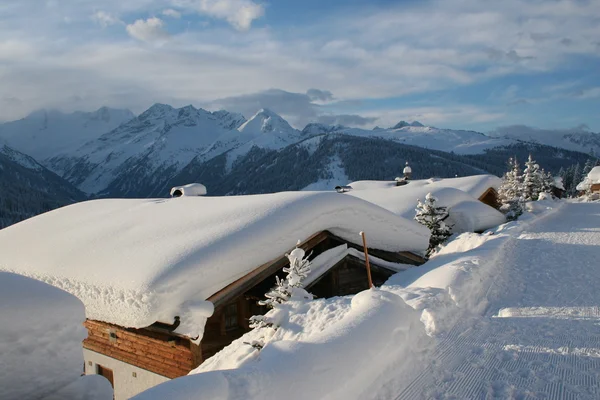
[0,272,112,400]
[396,201,600,399]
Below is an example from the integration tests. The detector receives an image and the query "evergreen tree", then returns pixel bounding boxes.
[249,242,313,330]
[522,154,544,201]
[415,193,452,255]
[498,157,523,220]
[540,168,554,196]
[571,162,582,196]
[583,158,595,177]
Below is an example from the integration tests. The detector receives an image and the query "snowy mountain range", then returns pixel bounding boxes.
[0,103,598,225]
[489,125,600,156]
[45,104,250,197]
[0,107,135,161]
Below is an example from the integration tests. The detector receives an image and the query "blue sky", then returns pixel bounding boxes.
[0,0,599,132]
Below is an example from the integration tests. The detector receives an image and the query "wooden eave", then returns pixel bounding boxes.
[207,230,425,309]
[207,231,329,309]
[478,187,498,201]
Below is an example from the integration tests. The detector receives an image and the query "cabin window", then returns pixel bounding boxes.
[224,303,239,332]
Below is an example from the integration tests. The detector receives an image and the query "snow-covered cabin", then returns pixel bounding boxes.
[0,191,429,400]
[577,166,600,198]
[552,176,566,199]
[345,175,505,233]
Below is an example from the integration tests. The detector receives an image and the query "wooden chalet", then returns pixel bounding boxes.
[82,231,425,399]
[0,188,431,399]
[477,187,500,209]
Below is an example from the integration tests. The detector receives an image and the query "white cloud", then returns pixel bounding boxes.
[126,17,169,42]
[366,105,506,129]
[162,9,181,18]
[572,87,600,100]
[0,0,599,127]
[174,0,264,31]
[92,11,121,28]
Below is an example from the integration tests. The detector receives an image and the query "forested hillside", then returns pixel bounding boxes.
[0,145,85,228]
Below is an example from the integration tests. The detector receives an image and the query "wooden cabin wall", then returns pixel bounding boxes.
[201,296,255,361]
[309,256,394,298]
[479,189,501,209]
[592,184,600,193]
[83,320,201,379]
[199,231,421,365]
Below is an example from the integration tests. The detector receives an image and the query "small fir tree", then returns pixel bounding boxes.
[415,193,452,255]
[249,242,313,331]
[498,157,523,220]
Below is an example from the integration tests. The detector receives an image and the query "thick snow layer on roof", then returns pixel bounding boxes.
[576,166,600,191]
[346,177,506,233]
[0,191,429,338]
[0,272,89,399]
[588,166,600,183]
[350,174,501,199]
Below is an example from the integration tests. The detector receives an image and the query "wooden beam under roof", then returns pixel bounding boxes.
[207,231,329,309]
[207,230,425,309]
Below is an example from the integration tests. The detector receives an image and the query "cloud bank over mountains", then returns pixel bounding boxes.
[0,0,599,131]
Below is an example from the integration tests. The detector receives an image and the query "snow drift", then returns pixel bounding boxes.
[132,289,426,400]
[0,272,93,399]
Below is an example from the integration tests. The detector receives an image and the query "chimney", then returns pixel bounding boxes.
[403,161,412,180]
[170,183,207,198]
[335,185,353,193]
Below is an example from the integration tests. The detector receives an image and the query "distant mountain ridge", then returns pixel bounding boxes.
[0,103,598,203]
[0,107,135,160]
[489,125,600,156]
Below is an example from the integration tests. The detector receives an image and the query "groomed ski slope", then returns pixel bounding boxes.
[397,201,600,399]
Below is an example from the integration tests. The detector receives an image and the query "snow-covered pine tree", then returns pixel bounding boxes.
[583,158,595,177]
[570,162,582,197]
[249,241,313,330]
[282,246,311,288]
[540,168,554,196]
[415,193,452,255]
[498,157,523,220]
[522,154,544,201]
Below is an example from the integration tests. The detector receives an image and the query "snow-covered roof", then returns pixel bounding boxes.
[350,174,501,199]
[588,166,600,183]
[0,191,429,339]
[576,166,600,191]
[553,176,565,190]
[170,183,207,197]
[346,175,505,233]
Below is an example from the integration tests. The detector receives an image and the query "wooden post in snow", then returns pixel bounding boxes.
[359,231,374,289]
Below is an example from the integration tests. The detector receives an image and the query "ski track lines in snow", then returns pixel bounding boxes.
[397,202,600,400]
